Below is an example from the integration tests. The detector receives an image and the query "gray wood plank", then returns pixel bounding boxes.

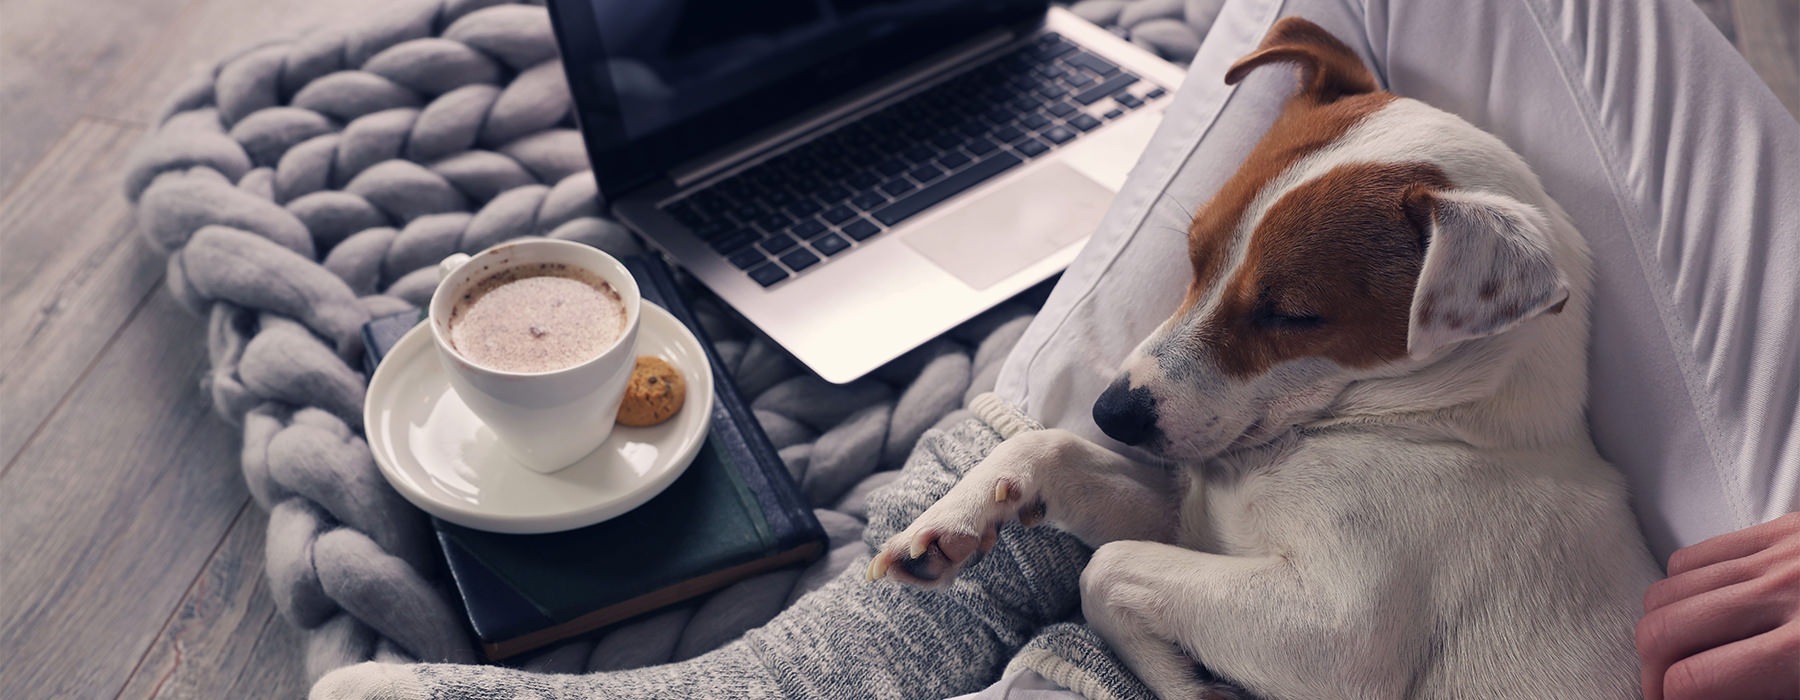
[0,118,167,471]
[0,0,198,196]
[1733,0,1800,118]
[114,503,311,700]
[224,605,313,700]
[0,290,248,700]
[0,0,369,197]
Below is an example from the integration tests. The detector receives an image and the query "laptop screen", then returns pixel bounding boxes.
[549,0,1050,200]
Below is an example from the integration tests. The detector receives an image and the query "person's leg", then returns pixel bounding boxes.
[312,411,1094,699]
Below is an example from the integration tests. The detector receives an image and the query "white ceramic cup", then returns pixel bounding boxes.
[429,239,642,473]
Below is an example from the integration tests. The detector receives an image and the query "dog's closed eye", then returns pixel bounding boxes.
[1258,308,1326,329]
[1254,290,1327,330]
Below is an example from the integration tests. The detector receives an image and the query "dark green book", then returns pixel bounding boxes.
[361,254,826,661]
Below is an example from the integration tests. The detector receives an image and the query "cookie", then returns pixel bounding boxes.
[616,356,687,427]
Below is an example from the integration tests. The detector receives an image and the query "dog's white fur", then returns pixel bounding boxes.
[872,26,1661,700]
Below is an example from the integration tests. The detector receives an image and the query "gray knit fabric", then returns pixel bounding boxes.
[1011,624,1159,700]
[121,0,1217,696]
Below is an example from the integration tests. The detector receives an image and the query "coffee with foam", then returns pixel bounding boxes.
[447,262,626,373]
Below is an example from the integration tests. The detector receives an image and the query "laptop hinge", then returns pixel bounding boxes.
[667,27,1023,190]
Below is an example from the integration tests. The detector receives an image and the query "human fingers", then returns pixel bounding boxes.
[1646,550,1763,614]
[1638,578,1788,698]
[1663,620,1800,700]
[1667,512,1799,576]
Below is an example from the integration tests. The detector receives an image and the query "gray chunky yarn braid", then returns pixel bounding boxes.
[121,0,1218,693]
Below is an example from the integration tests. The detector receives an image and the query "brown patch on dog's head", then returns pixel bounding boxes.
[1182,93,1399,299]
[1170,17,1428,379]
[1195,162,1452,378]
[1180,18,1392,318]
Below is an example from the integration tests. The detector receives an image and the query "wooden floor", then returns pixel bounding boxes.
[0,1,1793,698]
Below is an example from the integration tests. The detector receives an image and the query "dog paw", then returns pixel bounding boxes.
[868,475,1045,587]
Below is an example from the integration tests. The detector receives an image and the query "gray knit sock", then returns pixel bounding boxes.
[312,412,1092,700]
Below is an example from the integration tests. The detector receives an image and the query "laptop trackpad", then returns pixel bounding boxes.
[901,163,1113,291]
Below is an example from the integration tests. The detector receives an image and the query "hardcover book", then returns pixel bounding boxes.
[361,253,826,661]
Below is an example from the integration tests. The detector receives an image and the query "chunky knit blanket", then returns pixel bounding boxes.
[122,0,1218,689]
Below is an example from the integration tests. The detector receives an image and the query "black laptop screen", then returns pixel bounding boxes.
[549,0,1048,200]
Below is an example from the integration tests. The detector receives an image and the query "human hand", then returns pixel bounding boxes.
[1638,512,1800,699]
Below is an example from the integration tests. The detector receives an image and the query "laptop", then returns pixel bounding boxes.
[547,0,1184,383]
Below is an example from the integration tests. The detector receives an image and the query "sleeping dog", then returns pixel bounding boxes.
[869,17,1661,700]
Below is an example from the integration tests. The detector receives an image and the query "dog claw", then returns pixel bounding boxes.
[995,481,1012,503]
[866,556,891,581]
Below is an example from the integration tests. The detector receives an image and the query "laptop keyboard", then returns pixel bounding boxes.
[660,33,1168,288]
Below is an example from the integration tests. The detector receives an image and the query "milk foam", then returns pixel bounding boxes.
[448,263,625,373]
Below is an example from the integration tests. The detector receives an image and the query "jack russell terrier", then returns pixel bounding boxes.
[870,17,1662,700]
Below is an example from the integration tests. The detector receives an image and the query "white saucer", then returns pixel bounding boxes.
[364,302,713,534]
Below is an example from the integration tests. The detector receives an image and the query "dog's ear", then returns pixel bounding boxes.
[1404,188,1570,360]
[1224,17,1378,103]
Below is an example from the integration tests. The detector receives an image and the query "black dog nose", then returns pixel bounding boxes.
[1093,376,1159,446]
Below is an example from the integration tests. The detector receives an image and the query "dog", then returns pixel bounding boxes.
[868,17,1662,700]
